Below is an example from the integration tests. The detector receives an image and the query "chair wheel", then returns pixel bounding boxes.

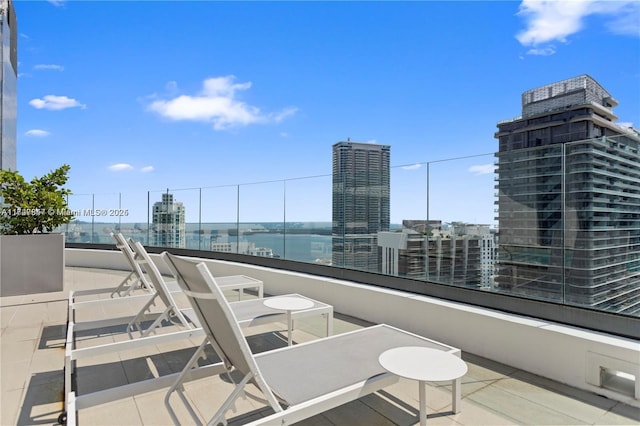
[57,411,67,425]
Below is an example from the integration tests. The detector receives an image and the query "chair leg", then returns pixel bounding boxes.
[165,338,210,425]
[127,294,158,338]
[139,306,173,338]
[110,271,136,297]
[208,373,253,426]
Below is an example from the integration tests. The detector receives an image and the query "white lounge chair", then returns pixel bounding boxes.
[124,234,266,302]
[63,246,333,426]
[162,252,465,426]
[127,240,332,340]
[110,232,151,297]
[66,233,152,304]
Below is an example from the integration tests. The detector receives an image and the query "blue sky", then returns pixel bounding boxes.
[14,0,640,224]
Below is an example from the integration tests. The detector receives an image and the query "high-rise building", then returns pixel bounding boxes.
[0,0,17,171]
[380,221,495,287]
[378,229,425,279]
[332,141,390,271]
[495,75,640,314]
[152,193,186,248]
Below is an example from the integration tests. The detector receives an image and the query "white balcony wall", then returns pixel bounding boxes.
[66,248,640,407]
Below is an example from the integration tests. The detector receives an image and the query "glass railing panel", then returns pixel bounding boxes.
[422,154,497,289]
[200,185,240,253]
[282,175,332,264]
[87,193,124,244]
[60,193,93,243]
[381,162,428,279]
[115,190,152,246]
[563,135,640,316]
[237,180,285,257]
[60,193,124,243]
[390,162,427,223]
[54,138,639,318]
[495,144,564,302]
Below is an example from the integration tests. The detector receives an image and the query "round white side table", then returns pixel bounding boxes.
[263,296,314,345]
[379,346,468,425]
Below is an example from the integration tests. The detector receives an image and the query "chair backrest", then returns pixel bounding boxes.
[129,240,190,328]
[112,232,153,290]
[162,252,260,378]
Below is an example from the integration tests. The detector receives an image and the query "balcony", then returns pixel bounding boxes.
[1,247,639,425]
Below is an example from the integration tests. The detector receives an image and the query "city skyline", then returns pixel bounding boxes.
[14,1,640,224]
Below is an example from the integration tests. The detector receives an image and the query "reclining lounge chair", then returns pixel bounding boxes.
[63,244,333,425]
[111,232,151,297]
[162,252,465,426]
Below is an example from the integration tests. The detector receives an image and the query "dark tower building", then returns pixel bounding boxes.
[332,141,390,271]
[495,75,640,314]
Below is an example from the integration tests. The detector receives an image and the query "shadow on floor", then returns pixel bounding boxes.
[17,370,65,426]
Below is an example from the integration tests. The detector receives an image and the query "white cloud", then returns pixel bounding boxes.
[516,0,639,55]
[605,3,640,36]
[516,1,589,46]
[34,64,64,71]
[526,46,556,56]
[47,0,65,6]
[108,163,134,172]
[616,121,634,128]
[271,107,298,123]
[615,121,636,132]
[108,164,155,172]
[29,95,85,111]
[25,129,51,137]
[402,163,422,171]
[469,164,496,176]
[147,75,297,130]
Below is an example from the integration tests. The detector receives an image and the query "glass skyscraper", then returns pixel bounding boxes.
[495,75,640,315]
[0,0,17,171]
[332,141,390,271]
[152,193,186,248]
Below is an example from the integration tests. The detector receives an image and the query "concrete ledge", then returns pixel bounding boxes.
[65,247,640,407]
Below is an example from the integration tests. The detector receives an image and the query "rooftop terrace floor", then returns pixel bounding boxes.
[1,267,639,425]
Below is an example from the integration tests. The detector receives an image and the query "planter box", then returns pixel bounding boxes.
[0,233,65,297]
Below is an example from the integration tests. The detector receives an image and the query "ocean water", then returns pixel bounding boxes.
[63,222,332,264]
[242,233,332,263]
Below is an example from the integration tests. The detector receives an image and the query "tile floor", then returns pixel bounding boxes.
[1,267,639,425]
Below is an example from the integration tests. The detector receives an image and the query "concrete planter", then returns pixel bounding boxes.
[0,233,65,296]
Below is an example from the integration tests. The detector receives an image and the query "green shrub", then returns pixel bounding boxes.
[0,164,73,234]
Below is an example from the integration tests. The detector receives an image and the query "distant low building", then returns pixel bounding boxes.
[379,221,496,288]
[378,229,425,279]
[402,219,442,234]
[210,238,273,257]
